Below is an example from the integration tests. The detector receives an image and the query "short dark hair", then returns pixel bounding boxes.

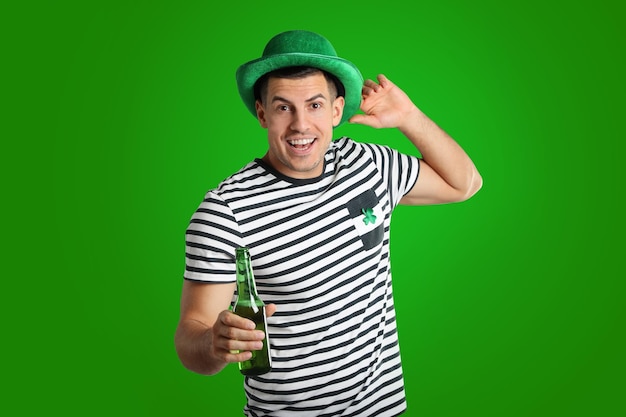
[253,66,345,104]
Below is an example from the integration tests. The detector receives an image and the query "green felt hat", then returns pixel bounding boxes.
[236,30,364,126]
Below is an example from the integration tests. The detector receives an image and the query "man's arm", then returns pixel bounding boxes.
[349,74,482,205]
[174,280,272,375]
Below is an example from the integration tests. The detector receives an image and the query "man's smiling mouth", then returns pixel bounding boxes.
[287,138,316,149]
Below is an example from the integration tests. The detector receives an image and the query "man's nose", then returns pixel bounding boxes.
[290,110,310,132]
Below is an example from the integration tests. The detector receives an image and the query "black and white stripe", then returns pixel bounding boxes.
[185,137,419,416]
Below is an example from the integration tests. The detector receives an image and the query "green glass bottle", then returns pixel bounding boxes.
[233,247,272,376]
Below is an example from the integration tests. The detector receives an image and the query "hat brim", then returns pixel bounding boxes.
[236,53,364,126]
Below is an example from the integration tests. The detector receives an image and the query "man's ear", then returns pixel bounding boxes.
[332,96,345,127]
[255,100,268,128]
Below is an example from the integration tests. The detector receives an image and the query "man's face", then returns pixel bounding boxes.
[255,72,345,179]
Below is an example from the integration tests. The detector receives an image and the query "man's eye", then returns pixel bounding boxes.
[278,105,290,112]
[311,103,322,110]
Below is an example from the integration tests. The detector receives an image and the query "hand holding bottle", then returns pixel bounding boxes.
[210,304,276,366]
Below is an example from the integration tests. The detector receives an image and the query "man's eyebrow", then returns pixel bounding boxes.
[271,93,327,103]
[305,93,327,102]
[271,95,292,104]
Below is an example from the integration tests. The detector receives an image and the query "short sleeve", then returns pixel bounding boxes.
[184,191,244,283]
[360,142,420,208]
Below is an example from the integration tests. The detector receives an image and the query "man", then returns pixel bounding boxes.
[175,30,482,416]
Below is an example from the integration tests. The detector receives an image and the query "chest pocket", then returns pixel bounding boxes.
[346,189,385,251]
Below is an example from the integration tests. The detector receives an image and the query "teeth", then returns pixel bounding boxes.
[288,138,314,146]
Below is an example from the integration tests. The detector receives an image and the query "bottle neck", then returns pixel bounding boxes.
[235,248,262,309]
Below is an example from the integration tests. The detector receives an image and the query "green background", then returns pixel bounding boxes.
[4,0,624,415]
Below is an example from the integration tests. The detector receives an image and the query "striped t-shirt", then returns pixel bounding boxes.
[185,136,420,416]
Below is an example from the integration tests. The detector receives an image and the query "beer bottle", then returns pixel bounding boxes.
[233,247,272,376]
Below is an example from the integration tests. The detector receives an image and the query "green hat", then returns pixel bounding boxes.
[236,30,364,126]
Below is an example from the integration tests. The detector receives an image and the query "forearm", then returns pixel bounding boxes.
[400,106,482,200]
[175,319,227,376]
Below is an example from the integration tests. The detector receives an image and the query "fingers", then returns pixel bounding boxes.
[220,309,256,331]
[362,74,391,96]
[362,80,379,97]
[349,114,382,129]
[218,310,265,343]
[211,310,266,364]
[377,73,390,87]
[265,303,277,317]
[364,79,380,90]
